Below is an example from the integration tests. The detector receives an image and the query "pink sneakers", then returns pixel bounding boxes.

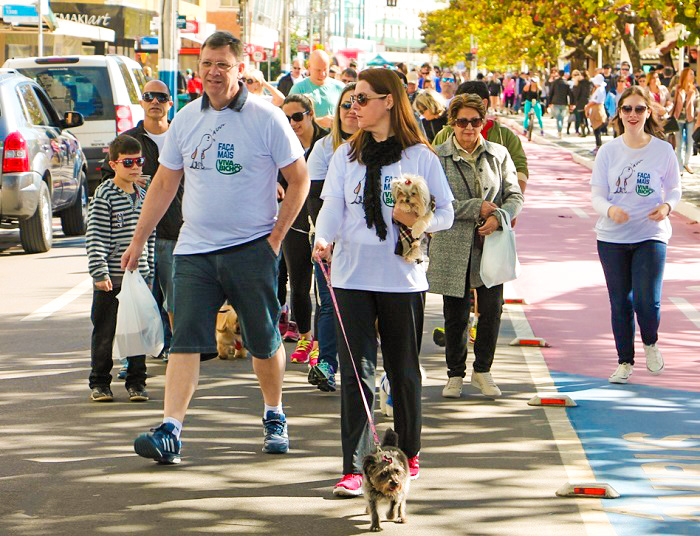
[283,321,299,342]
[278,307,289,335]
[333,473,363,497]
[408,455,420,480]
[308,343,319,367]
[290,336,314,363]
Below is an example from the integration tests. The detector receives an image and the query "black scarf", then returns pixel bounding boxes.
[361,135,403,240]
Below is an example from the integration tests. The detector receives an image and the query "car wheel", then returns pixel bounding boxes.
[19,181,53,253]
[60,171,89,236]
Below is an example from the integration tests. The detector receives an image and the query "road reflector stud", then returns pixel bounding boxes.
[510,337,550,347]
[556,482,620,499]
[505,298,528,304]
[528,394,577,407]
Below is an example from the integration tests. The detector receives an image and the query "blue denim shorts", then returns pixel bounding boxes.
[155,238,176,314]
[171,236,282,358]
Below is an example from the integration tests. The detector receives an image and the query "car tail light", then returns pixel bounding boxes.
[115,105,133,134]
[3,131,30,173]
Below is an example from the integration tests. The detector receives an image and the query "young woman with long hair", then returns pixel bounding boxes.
[670,67,698,173]
[591,86,681,385]
[312,68,454,496]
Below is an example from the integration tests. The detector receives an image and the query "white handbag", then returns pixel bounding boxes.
[480,208,521,288]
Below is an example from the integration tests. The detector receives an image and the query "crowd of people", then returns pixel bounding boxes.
[84,31,683,499]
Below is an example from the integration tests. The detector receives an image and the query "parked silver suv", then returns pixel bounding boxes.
[0,69,86,253]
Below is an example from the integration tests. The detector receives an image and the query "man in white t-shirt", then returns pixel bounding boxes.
[122,31,309,464]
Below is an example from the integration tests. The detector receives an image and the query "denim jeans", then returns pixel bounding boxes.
[676,120,696,168]
[313,261,338,371]
[551,104,567,132]
[597,240,667,365]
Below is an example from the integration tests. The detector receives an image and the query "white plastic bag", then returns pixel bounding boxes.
[480,208,521,288]
[113,270,164,358]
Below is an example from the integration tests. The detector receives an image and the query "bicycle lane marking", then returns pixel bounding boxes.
[504,301,617,536]
[20,277,92,322]
[507,136,700,533]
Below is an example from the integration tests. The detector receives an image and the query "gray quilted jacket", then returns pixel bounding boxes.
[427,135,524,297]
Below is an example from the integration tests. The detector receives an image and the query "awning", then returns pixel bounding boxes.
[53,17,115,42]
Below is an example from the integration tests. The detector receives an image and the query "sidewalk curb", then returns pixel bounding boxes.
[499,117,700,224]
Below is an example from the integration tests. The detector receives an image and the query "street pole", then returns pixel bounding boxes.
[159,0,178,118]
[281,0,290,72]
[37,0,43,57]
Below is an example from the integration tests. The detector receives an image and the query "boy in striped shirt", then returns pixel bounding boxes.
[86,135,155,402]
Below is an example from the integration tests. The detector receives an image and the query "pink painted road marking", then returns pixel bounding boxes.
[510,138,700,392]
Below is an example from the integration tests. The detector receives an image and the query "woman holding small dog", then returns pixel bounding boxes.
[312,68,454,496]
[428,94,523,399]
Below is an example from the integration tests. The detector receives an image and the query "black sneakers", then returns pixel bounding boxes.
[127,386,149,402]
[134,423,182,464]
[90,386,114,402]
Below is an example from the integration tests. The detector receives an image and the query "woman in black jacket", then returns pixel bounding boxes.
[573,70,593,136]
[278,94,328,363]
[413,89,448,143]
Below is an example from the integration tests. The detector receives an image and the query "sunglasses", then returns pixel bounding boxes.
[441,77,455,83]
[620,105,648,115]
[339,102,352,110]
[350,93,388,106]
[286,111,309,122]
[454,117,483,129]
[113,157,145,168]
[142,91,169,103]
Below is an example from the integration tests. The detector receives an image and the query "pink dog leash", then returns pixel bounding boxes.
[316,255,381,448]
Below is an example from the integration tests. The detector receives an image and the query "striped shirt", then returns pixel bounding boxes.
[86,179,154,287]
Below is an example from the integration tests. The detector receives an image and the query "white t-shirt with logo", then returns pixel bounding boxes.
[317,143,454,292]
[591,136,681,244]
[159,93,305,254]
[145,129,168,153]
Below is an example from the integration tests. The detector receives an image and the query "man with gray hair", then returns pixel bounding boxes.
[123,31,309,464]
[289,49,345,128]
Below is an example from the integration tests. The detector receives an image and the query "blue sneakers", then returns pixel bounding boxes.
[308,361,336,392]
[134,423,182,464]
[262,411,289,454]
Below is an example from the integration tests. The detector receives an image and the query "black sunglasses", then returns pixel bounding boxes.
[339,102,352,110]
[620,105,648,115]
[286,111,309,122]
[113,157,145,168]
[142,92,169,103]
[350,93,388,106]
[454,117,483,128]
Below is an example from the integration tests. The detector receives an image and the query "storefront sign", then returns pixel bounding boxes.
[55,12,111,27]
[3,5,38,25]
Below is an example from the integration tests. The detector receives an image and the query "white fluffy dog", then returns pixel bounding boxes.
[390,174,434,263]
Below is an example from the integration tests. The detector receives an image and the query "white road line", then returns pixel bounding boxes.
[571,207,590,219]
[506,304,617,536]
[669,297,700,329]
[554,190,589,218]
[21,278,93,322]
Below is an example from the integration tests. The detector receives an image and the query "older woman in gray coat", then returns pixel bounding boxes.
[427,94,523,399]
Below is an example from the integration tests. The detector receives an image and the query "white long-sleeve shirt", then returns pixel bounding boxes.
[591,136,681,244]
[315,143,454,292]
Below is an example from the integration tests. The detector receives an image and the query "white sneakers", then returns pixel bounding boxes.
[644,343,664,375]
[471,372,501,398]
[442,377,463,398]
[609,363,634,384]
[609,344,664,384]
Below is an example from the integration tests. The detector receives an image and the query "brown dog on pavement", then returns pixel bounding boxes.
[216,305,247,359]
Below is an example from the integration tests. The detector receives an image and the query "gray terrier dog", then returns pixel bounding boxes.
[362,428,410,531]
